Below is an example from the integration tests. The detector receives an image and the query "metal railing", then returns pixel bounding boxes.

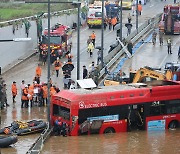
[98,13,162,80]
[26,123,53,154]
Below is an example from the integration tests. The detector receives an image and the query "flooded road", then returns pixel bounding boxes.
[42,129,180,154]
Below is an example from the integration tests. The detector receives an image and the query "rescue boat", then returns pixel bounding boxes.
[0,135,18,148]
[0,120,47,136]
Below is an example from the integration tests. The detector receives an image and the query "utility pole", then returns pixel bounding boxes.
[136,0,138,31]
[120,0,123,41]
[25,0,81,127]
[101,0,104,68]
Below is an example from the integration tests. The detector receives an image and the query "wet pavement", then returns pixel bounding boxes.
[0,0,179,153]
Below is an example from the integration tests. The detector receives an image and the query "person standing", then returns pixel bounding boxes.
[167,38,172,54]
[152,30,157,45]
[1,84,9,107]
[21,85,29,108]
[91,31,96,47]
[127,41,133,55]
[128,13,132,23]
[97,49,101,65]
[87,36,92,47]
[83,65,88,79]
[92,66,100,85]
[159,30,163,46]
[53,57,62,77]
[11,81,17,103]
[35,64,42,78]
[88,41,94,57]
[111,17,117,31]
[138,1,142,15]
[42,83,48,106]
[66,53,73,64]
[41,50,47,65]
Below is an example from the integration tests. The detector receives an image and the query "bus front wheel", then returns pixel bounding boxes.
[103,127,115,134]
[168,120,179,129]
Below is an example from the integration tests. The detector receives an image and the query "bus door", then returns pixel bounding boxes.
[128,104,145,131]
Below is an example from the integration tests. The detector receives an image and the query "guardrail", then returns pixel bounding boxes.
[98,13,162,81]
[26,123,53,154]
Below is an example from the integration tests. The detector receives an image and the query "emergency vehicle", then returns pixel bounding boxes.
[41,23,72,57]
[159,5,180,34]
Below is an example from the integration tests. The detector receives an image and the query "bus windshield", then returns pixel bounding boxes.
[95,12,102,17]
[42,35,61,45]
[53,104,70,120]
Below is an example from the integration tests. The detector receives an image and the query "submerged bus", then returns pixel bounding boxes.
[51,80,180,136]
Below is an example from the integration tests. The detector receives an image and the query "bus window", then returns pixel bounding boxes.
[167,99,180,114]
[53,104,70,120]
[95,12,102,17]
[149,101,166,116]
[78,105,128,124]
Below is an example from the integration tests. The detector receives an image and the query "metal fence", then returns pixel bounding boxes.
[98,13,162,80]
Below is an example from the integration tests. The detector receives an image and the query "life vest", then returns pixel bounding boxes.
[91,33,96,40]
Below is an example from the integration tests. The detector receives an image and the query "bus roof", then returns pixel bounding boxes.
[53,80,180,102]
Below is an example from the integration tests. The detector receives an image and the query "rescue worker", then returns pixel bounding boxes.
[159,30,163,46]
[111,17,117,31]
[138,1,142,15]
[152,30,157,45]
[97,49,101,65]
[50,49,56,64]
[11,81,17,103]
[53,117,63,136]
[83,65,88,79]
[87,36,92,47]
[21,85,29,108]
[66,53,73,64]
[108,18,112,30]
[53,57,62,77]
[92,66,100,85]
[127,41,133,55]
[91,31,96,47]
[42,83,48,106]
[88,41,94,57]
[128,13,132,23]
[1,84,9,107]
[28,84,34,107]
[35,64,42,78]
[41,50,47,65]
[167,38,172,54]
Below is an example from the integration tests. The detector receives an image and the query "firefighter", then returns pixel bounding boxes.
[35,64,42,78]
[11,81,17,103]
[21,85,29,108]
[66,53,73,64]
[91,31,96,47]
[53,57,62,77]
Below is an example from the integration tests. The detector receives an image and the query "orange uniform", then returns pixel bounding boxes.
[22,88,29,101]
[28,85,34,100]
[91,33,96,40]
[50,87,56,97]
[42,85,48,99]
[35,65,42,77]
[54,60,62,71]
[11,83,17,96]
[111,17,117,26]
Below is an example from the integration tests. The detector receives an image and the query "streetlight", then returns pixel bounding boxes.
[25,0,81,127]
[101,0,104,68]
[119,0,122,41]
[136,0,138,31]
[0,38,31,42]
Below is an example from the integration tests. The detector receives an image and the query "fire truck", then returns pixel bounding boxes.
[159,5,180,34]
[41,23,72,57]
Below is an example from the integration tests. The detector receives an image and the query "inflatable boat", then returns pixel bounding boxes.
[0,135,18,148]
[0,120,47,136]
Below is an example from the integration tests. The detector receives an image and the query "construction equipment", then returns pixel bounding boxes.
[104,66,174,86]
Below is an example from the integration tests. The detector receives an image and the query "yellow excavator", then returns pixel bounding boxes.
[104,66,173,86]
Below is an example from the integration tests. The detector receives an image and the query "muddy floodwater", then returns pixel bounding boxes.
[41,129,180,154]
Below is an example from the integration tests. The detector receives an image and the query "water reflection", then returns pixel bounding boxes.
[42,130,180,154]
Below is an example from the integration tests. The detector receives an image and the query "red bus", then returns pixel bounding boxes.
[159,5,180,34]
[51,80,180,136]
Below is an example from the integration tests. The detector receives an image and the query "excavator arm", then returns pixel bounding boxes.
[132,66,166,83]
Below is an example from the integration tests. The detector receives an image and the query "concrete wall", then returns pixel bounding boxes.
[0,11,78,74]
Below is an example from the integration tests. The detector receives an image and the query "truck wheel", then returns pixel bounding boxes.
[103,127,115,134]
[168,120,179,129]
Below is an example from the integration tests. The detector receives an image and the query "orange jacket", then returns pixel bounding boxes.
[28,85,34,100]
[42,85,48,99]
[11,84,17,96]
[54,60,62,71]
[91,33,96,40]
[35,66,42,77]
[111,17,117,25]
[138,4,142,11]
[50,87,56,97]
[22,88,29,100]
